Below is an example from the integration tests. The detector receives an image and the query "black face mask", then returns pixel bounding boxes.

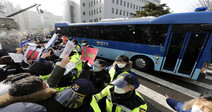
[111,87,133,103]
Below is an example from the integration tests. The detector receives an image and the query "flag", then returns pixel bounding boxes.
[80,46,98,66]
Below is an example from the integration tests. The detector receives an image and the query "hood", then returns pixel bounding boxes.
[122,61,133,72]
[0,88,56,107]
[0,102,47,112]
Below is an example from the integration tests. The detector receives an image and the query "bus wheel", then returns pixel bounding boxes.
[133,56,153,72]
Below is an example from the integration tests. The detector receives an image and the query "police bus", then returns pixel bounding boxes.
[55,11,212,80]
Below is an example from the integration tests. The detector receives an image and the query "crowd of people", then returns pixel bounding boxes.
[0,34,211,112]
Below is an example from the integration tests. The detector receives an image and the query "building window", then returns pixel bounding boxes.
[89,2,90,7]
[94,0,95,5]
[99,17,101,21]
[120,10,122,15]
[89,12,90,16]
[130,3,132,8]
[136,5,138,10]
[116,9,118,14]
[83,20,86,23]
[94,18,98,22]
[97,0,98,4]
[139,7,142,10]
[123,10,125,16]
[116,0,118,4]
[97,8,99,14]
[83,12,86,15]
[100,0,101,3]
[112,8,114,14]
[91,1,93,6]
[133,4,135,9]
[112,0,114,3]
[91,10,93,15]
[83,3,85,6]
[94,9,96,15]
[124,1,126,6]
[127,2,129,7]
[120,0,122,5]
[100,7,102,13]
[127,11,128,16]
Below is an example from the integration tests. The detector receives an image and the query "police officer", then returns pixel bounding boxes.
[81,40,93,48]
[105,55,139,88]
[94,73,147,112]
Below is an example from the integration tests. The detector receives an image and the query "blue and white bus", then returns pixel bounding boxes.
[55,11,212,80]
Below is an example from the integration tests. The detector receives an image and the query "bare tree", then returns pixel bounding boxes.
[191,0,212,11]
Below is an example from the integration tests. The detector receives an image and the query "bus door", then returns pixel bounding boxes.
[162,32,209,77]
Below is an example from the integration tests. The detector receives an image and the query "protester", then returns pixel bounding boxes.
[166,91,212,112]
[80,59,110,94]
[0,102,47,112]
[0,74,100,112]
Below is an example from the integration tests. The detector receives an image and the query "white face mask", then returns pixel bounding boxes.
[82,43,86,46]
[191,105,203,112]
[117,63,126,68]
[114,86,125,94]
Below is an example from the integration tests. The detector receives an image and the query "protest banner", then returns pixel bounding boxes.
[59,41,75,58]
[80,46,98,66]
[20,36,36,48]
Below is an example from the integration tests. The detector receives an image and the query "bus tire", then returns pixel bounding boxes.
[132,56,153,72]
[197,73,206,81]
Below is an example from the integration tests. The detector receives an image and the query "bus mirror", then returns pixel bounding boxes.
[200,24,212,31]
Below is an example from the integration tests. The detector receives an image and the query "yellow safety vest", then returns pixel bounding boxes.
[94,85,147,112]
[90,96,101,112]
[70,52,82,79]
[109,67,129,82]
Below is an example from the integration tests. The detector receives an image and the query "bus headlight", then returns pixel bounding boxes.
[155,57,159,60]
[57,27,61,31]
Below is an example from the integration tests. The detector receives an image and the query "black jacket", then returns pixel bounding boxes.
[89,70,110,94]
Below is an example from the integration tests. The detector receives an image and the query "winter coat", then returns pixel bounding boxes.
[29,58,54,76]
[0,102,47,112]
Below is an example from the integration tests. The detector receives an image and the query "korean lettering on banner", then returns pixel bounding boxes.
[59,41,75,58]
[20,36,36,48]
[80,46,98,66]
[23,46,43,63]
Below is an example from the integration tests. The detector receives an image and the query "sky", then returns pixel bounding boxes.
[7,0,199,16]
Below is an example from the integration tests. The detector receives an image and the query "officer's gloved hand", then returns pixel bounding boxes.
[82,60,91,70]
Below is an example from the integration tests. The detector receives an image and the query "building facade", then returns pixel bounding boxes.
[63,0,161,23]
[16,8,63,33]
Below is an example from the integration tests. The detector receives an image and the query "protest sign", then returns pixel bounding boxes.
[44,34,57,49]
[8,53,24,63]
[59,41,75,58]
[24,46,43,62]
[80,46,98,66]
